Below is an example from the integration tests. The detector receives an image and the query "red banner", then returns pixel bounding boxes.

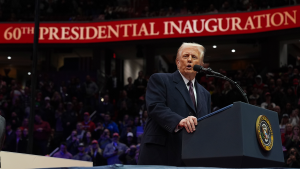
[0,5,299,44]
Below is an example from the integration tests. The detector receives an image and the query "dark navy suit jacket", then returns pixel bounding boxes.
[138,70,211,166]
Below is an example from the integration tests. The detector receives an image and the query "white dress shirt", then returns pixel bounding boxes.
[178,71,197,106]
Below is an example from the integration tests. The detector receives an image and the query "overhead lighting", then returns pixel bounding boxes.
[231,49,235,53]
[7,56,11,59]
[28,72,31,75]
[213,45,217,48]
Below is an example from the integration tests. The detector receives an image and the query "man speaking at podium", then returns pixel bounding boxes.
[138,43,211,166]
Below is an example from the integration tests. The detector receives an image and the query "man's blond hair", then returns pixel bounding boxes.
[176,42,205,60]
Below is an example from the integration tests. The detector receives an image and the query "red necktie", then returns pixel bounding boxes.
[187,81,196,110]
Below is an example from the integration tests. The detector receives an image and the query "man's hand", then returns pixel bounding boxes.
[179,116,198,133]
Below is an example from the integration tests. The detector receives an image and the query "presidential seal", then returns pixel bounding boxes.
[256,115,273,151]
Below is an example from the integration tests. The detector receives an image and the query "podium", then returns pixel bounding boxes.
[182,102,284,168]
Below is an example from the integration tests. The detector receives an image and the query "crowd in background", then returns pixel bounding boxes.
[1,63,300,167]
[0,0,299,22]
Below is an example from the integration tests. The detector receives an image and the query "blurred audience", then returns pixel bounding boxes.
[1,62,300,168]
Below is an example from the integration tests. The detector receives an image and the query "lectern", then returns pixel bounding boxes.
[182,102,284,168]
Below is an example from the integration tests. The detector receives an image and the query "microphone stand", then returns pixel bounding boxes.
[203,68,249,104]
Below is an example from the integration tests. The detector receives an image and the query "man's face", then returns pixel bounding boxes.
[274,106,281,113]
[84,115,89,121]
[78,146,84,152]
[23,129,28,136]
[127,136,133,141]
[104,95,109,102]
[128,77,132,83]
[72,131,77,137]
[176,46,202,79]
[35,115,41,123]
[286,124,292,131]
[105,115,110,122]
[112,136,118,142]
[92,143,97,149]
[60,145,66,152]
[77,123,82,130]
[16,129,21,137]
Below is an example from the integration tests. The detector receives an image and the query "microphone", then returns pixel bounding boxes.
[193,65,206,72]
[193,65,222,76]
[193,65,249,103]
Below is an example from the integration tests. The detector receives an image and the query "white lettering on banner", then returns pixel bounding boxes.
[182,20,194,34]
[205,18,218,32]
[39,27,49,40]
[0,8,298,42]
[163,21,169,35]
[132,24,138,36]
[120,24,132,37]
[253,14,265,29]
[271,12,284,26]
[28,27,34,34]
[218,18,230,32]
[61,27,71,40]
[4,27,13,40]
[138,23,149,36]
[86,26,97,40]
[284,10,297,25]
[71,27,79,40]
[231,17,244,31]
[243,17,255,30]
[79,27,85,40]
[192,19,205,33]
[49,27,60,40]
[97,26,107,39]
[169,21,183,34]
[21,27,27,34]
[107,25,119,38]
[150,22,159,35]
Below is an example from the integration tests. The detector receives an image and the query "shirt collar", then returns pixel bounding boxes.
[178,70,195,86]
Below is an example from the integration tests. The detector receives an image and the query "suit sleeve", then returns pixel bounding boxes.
[207,92,211,114]
[146,74,184,133]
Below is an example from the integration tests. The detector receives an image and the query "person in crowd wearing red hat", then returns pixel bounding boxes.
[103,132,128,165]
[253,75,265,90]
[82,112,96,132]
[88,140,107,166]
[260,92,276,109]
[33,113,51,155]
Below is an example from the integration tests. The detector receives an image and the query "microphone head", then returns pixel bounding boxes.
[193,65,203,72]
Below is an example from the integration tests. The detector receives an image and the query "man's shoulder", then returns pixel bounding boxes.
[149,72,175,82]
[118,142,127,147]
[67,152,73,157]
[196,83,210,95]
[53,152,60,157]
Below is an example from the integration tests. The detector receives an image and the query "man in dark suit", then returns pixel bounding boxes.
[138,43,211,166]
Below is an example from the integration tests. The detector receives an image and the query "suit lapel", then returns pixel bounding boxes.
[195,83,203,118]
[173,71,196,114]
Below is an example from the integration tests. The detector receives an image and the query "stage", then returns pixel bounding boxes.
[41,165,290,169]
